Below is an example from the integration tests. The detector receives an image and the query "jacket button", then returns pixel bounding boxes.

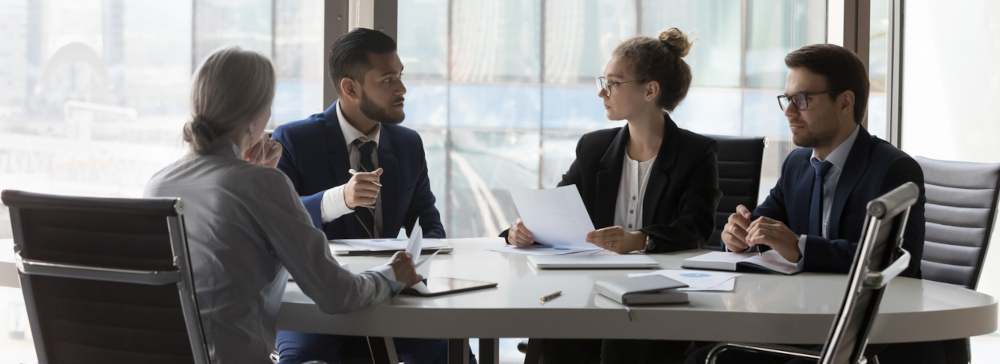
[630,209,634,214]
[628,224,633,228]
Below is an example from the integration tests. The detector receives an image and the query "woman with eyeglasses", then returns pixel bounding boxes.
[501,28,722,363]
[144,46,422,364]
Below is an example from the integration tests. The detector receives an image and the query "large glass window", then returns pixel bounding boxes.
[900,2,1000,360]
[0,0,323,357]
[399,0,827,239]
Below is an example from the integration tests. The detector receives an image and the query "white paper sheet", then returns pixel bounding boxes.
[630,270,741,292]
[487,245,600,256]
[508,186,600,250]
[414,248,440,277]
[405,217,423,263]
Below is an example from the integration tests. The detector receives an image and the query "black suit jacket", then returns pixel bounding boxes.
[505,114,721,253]
[754,127,924,278]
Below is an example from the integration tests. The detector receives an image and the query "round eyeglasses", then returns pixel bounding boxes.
[596,76,638,96]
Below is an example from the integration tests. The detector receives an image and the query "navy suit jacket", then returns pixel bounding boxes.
[754,127,924,278]
[272,103,445,240]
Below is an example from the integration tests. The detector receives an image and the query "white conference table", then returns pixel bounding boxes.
[278,238,997,363]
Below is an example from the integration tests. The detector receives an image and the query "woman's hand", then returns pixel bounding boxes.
[507,218,534,248]
[244,137,283,168]
[586,226,646,254]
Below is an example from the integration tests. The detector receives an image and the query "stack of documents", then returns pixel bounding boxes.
[630,270,741,292]
[330,238,452,255]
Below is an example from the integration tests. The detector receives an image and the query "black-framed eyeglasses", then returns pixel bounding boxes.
[777,90,834,111]
[596,76,638,96]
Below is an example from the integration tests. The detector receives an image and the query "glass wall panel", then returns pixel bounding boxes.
[641,0,742,88]
[0,1,323,358]
[868,0,889,138]
[901,3,1000,355]
[397,0,828,239]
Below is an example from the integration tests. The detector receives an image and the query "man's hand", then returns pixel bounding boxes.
[243,137,283,168]
[746,216,801,263]
[721,204,753,252]
[586,226,646,254]
[507,218,534,248]
[387,251,422,288]
[345,168,383,209]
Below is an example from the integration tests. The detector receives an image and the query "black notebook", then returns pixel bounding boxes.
[681,251,802,275]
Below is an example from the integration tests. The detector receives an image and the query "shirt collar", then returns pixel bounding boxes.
[199,137,242,160]
[811,125,860,169]
[336,101,381,148]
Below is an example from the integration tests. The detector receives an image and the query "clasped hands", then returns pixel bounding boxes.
[507,218,646,254]
[721,204,801,263]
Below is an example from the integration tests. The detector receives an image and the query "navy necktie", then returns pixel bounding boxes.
[809,159,834,237]
[353,139,378,238]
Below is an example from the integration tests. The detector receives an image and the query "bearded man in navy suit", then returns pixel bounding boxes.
[270,28,468,364]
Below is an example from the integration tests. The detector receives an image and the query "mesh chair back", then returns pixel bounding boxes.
[915,156,1000,289]
[2,190,209,364]
[706,134,766,250]
[819,182,919,364]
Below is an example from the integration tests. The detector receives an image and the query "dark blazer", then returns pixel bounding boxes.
[272,103,445,240]
[754,127,924,278]
[504,114,721,253]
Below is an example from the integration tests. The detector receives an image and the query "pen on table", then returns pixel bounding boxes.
[755,244,762,256]
[348,169,383,187]
[540,290,562,304]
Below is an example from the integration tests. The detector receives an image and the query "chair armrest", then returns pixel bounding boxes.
[706,342,821,364]
[865,249,910,288]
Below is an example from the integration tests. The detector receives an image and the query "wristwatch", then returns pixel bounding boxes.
[643,233,655,253]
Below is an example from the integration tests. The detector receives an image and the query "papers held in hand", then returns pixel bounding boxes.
[681,250,802,275]
[595,274,689,305]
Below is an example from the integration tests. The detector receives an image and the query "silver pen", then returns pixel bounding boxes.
[348,169,382,187]
[540,290,562,304]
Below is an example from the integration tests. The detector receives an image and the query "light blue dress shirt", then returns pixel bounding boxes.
[144,138,402,364]
[796,125,861,267]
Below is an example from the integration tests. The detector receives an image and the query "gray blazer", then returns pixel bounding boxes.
[145,138,402,364]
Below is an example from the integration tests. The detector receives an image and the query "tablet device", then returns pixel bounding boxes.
[401,277,498,297]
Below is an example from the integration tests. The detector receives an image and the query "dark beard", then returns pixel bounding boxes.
[360,91,405,124]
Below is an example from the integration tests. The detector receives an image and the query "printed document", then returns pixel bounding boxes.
[508,185,601,251]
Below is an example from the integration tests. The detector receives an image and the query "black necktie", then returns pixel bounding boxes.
[809,159,834,237]
[353,139,378,238]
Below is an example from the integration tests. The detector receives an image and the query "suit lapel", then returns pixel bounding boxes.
[594,127,628,228]
[325,102,357,236]
[790,157,815,233]
[828,128,873,238]
[378,126,398,238]
[642,114,678,228]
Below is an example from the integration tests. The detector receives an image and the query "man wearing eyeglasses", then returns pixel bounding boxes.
[695,43,943,364]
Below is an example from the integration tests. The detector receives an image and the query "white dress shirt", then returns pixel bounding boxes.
[319,101,384,237]
[796,125,861,267]
[614,153,657,232]
[144,138,401,364]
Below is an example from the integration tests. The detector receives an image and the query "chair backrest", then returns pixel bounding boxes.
[914,156,1000,289]
[1,190,209,364]
[819,182,919,364]
[705,134,767,250]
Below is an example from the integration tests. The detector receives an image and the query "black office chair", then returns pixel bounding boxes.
[706,182,920,364]
[914,156,1000,364]
[2,190,210,364]
[705,134,767,250]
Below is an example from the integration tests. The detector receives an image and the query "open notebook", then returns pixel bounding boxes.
[681,250,802,275]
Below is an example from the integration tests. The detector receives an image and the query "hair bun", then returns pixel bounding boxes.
[658,28,693,57]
